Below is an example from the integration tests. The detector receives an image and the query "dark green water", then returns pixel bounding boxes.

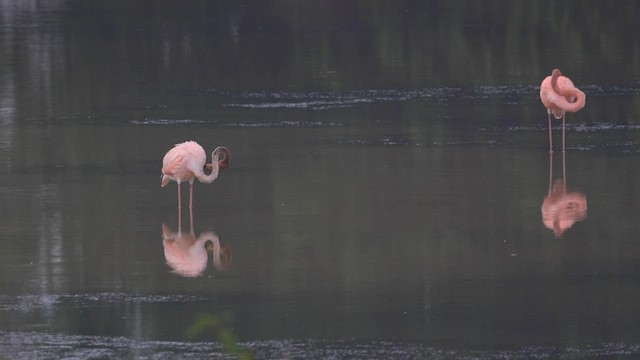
[1,1,640,359]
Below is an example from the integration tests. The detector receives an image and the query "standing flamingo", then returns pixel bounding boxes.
[161,141,230,210]
[540,68,586,153]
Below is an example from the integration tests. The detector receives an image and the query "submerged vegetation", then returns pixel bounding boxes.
[187,313,254,360]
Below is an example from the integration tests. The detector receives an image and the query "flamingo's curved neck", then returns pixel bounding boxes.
[550,69,585,113]
[196,156,220,183]
[551,69,562,95]
[216,147,230,170]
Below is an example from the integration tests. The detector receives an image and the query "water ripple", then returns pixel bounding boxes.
[0,293,207,311]
[217,84,640,110]
[248,339,640,359]
[130,118,207,125]
[1,332,640,360]
[130,118,342,127]
[222,87,484,110]
[503,122,640,133]
[0,331,222,360]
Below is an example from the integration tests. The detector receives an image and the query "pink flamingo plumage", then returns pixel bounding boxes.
[540,69,586,153]
[161,141,230,210]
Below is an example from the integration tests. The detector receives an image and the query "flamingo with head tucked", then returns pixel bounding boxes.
[161,141,230,210]
[540,69,586,153]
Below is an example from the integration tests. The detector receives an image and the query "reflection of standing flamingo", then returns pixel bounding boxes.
[162,224,233,277]
[541,152,587,238]
[161,141,230,210]
[162,205,232,277]
[540,69,586,153]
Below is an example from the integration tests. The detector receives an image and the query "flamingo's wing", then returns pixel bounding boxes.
[162,146,199,182]
[163,147,185,175]
[539,76,555,109]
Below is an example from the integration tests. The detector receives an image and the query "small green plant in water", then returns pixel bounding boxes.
[187,313,254,360]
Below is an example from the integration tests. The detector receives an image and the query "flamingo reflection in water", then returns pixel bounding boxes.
[541,152,587,238]
[162,209,232,277]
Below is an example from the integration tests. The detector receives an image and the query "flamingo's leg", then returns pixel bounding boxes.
[562,148,566,186]
[548,112,553,153]
[177,182,182,209]
[177,182,182,234]
[562,113,566,153]
[189,204,194,234]
[548,152,553,197]
[189,181,194,209]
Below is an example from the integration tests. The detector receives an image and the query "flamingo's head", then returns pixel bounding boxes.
[205,241,233,271]
[213,146,231,170]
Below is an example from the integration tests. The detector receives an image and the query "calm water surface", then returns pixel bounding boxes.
[1,1,640,359]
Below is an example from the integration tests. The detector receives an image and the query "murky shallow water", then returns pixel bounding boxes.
[2,86,640,358]
[2,1,640,359]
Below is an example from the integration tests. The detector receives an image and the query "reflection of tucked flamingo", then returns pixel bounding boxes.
[541,152,587,238]
[540,69,586,153]
[162,223,232,277]
[161,141,230,210]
